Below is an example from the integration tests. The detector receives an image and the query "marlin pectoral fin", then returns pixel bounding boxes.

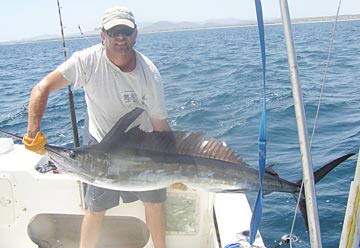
[100,107,144,145]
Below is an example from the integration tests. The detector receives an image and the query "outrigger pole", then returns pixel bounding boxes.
[279,0,323,247]
[56,0,80,148]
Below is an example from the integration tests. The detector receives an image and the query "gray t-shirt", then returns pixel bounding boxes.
[57,44,167,142]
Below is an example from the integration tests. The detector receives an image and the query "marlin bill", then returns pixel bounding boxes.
[0,108,354,194]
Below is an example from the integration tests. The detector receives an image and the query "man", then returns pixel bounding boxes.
[23,6,169,248]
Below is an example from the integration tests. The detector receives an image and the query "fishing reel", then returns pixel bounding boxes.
[274,234,299,247]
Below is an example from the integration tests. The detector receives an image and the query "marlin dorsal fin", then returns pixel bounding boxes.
[98,107,246,166]
[113,125,246,165]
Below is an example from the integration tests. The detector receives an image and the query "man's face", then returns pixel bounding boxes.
[101,25,137,56]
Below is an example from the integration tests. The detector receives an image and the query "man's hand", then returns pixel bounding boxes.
[23,131,47,155]
[170,183,188,191]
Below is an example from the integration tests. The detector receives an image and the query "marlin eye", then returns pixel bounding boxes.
[69,151,77,159]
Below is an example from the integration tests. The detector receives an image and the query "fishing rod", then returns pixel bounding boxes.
[78,24,93,46]
[56,0,80,147]
[0,130,22,141]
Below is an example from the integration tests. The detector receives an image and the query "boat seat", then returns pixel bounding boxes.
[28,214,150,248]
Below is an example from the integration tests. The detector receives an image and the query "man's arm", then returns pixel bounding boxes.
[27,70,70,138]
[151,118,171,132]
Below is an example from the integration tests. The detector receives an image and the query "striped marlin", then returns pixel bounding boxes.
[0,107,354,229]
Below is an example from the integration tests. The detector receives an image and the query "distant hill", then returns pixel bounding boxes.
[137,14,360,34]
[1,14,359,45]
[138,19,256,33]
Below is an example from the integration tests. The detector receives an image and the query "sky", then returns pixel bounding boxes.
[1,0,359,42]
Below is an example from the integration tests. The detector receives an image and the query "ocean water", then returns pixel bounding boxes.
[0,20,359,247]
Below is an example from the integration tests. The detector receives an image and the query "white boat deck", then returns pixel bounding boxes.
[340,149,360,248]
[0,138,264,248]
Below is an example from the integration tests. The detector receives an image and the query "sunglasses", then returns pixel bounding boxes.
[105,25,136,37]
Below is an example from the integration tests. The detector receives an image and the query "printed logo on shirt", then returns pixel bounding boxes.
[123,90,138,104]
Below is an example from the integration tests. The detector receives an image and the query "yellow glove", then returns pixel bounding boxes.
[170,182,188,191]
[23,131,47,155]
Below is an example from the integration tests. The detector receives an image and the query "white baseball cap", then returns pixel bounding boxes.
[102,6,136,30]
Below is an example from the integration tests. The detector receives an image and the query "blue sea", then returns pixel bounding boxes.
[0,20,359,247]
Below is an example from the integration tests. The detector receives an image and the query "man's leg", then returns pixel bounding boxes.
[144,202,166,248]
[80,209,106,248]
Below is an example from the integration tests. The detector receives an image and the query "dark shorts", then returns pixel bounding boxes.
[84,133,166,212]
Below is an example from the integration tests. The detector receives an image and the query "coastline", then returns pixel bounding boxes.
[1,14,359,46]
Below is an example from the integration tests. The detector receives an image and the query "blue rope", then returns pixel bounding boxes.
[224,243,241,248]
[249,0,267,245]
